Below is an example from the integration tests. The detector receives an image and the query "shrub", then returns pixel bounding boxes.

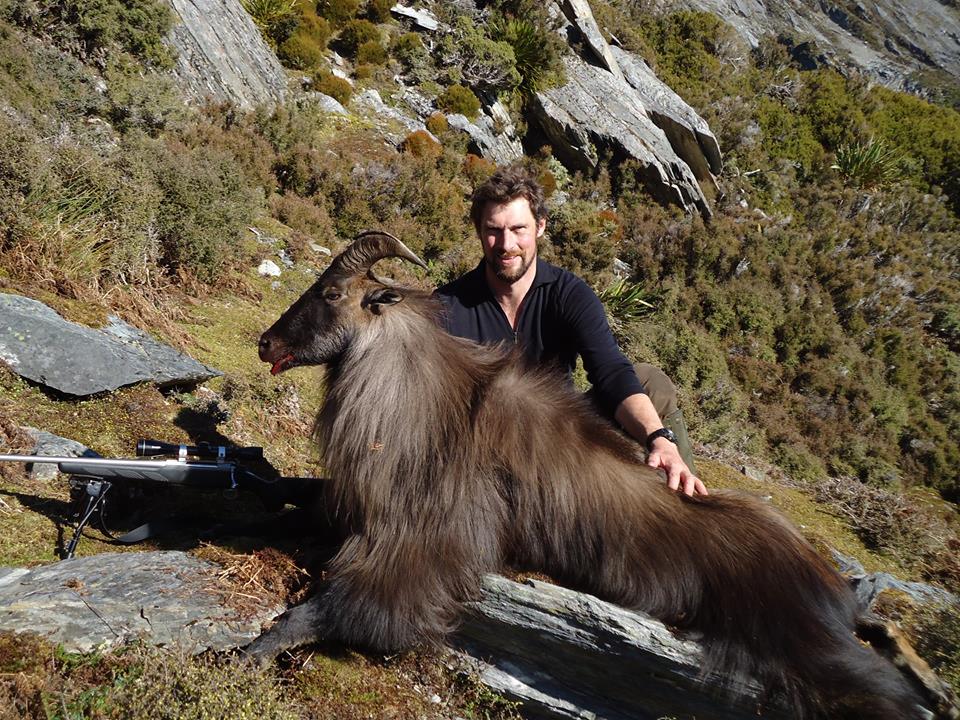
[297,11,332,48]
[463,153,496,184]
[868,85,960,212]
[401,129,442,160]
[425,112,448,135]
[391,31,428,68]
[544,199,619,287]
[337,18,379,56]
[437,16,519,96]
[104,59,185,134]
[312,70,352,105]
[242,0,300,48]
[437,84,481,119]
[278,30,325,69]
[366,0,393,23]
[799,69,866,150]
[355,39,386,65]
[150,140,262,281]
[269,191,335,240]
[317,0,360,26]
[10,0,175,68]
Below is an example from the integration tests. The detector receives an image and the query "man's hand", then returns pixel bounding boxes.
[647,437,707,497]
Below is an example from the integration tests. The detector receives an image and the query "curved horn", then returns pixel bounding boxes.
[322,230,427,283]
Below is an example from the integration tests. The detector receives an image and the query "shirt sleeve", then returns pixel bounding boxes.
[557,275,646,415]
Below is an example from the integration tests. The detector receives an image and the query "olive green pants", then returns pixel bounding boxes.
[629,363,697,474]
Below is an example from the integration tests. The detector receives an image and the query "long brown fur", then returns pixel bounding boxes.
[252,252,927,719]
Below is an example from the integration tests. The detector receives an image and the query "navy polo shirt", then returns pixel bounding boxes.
[435,258,646,416]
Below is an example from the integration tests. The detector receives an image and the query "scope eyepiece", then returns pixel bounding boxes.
[136,439,263,462]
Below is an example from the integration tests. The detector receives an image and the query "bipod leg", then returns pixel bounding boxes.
[64,479,112,559]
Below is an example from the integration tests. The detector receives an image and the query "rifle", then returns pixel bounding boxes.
[0,440,320,558]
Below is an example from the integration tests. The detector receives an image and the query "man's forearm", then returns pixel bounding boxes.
[613,393,663,446]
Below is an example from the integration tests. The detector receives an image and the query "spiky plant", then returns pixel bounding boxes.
[831,137,902,189]
[598,279,657,340]
[242,0,300,48]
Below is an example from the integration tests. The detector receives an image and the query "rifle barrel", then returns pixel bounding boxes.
[0,454,235,486]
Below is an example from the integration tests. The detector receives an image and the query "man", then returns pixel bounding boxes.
[437,165,706,496]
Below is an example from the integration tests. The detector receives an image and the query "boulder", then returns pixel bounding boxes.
[0,551,282,653]
[446,102,525,165]
[22,428,99,481]
[0,294,221,396]
[532,52,711,216]
[390,2,441,32]
[165,0,287,109]
[612,47,723,182]
[457,575,785,720]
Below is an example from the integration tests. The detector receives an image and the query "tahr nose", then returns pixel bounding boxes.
[258,333,274,361]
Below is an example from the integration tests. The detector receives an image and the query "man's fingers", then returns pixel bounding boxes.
[666,464,682,491]
[694,477,709,496]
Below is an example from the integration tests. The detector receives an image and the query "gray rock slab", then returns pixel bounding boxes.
[0,294,221,396]
[391,3,440,32]
[532,53,711,216]
[613,47,723,182]
[0,551,282,654]
[456,575,783,720]
[165,0,288,109]
[560,0,624,81]
[354,89,427,143]
[446,110,525,165]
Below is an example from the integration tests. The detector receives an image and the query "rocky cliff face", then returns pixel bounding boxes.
[658,0,960,90]
[165,0,288,109]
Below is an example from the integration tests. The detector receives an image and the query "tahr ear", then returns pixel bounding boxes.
[364,287,404,315]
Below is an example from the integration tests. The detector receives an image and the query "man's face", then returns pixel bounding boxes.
[478,196,546,284]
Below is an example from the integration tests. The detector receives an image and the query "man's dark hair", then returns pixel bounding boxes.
[469,164,548,232]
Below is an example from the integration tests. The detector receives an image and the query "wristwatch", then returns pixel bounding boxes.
[646,427,677,452]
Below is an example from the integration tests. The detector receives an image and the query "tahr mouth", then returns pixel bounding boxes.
[270,353,298,375]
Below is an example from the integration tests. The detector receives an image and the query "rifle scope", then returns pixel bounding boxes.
[136,439,264,462]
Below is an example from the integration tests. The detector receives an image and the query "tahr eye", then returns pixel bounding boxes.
[324,290,344,303]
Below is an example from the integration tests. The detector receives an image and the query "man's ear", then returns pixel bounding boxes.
[364,287,404,315]
[536,217,546,238]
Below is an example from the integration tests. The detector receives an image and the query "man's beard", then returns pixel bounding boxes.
[491,251,534,283]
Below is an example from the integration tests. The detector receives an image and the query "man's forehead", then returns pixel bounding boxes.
[481,196,536,223]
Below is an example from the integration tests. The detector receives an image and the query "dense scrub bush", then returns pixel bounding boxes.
[544,199,619,287]
[337,18,379,57]
[868,86,960,212]
[401,129,442,159]
[148,139,262,281]
[278,29,325,69]
[437,16,520,96]
[425,112,448,135]
[366,0,392,23]
[317,0,359,26]
[437,84,481,119]
[312,70,352,104]
[355,38,386,65]
[4,0,175,68]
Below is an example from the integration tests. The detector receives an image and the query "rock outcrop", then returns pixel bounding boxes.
[458,575,782,720]
[529,0,719,216]
[660,0,960,90]
[0,552,282,654]
[0,294,221,396]
[165,0,288,109]
[532,53,712,215]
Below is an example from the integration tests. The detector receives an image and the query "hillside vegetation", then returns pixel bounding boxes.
[0,0,959,714]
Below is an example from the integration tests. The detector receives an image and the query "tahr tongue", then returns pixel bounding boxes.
[270,353,295,375]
